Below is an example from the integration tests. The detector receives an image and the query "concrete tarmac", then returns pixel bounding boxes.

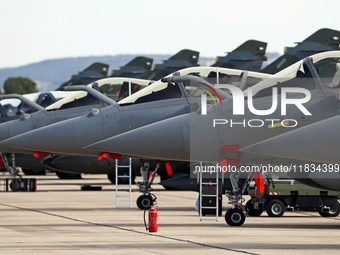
[0,174,339,255]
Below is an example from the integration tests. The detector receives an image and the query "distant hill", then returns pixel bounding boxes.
[0,53,279,92]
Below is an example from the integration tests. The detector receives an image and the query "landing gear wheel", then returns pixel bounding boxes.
[136,195,153,210]
[10,180,21,191]
[319,202,340,217]
[245,200,263,216]
[225,208,245,226]
[266,199,285,217]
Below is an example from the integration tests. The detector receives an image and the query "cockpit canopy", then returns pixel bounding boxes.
[46,66,271,110]
[0,91,72,117]
[312,52,340,88]
[118,66,270,105]
[46,78,152,111]
[246,51,340,97]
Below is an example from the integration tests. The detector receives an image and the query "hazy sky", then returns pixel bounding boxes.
[0,0,339,68]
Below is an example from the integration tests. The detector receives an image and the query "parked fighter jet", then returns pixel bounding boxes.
[14,64,271,182]
[110,56,153,79]
[0,91,76,175]
[0,77,151,179]
[58,62,109,90]
[261,28,340,74]
[0,77,152,146]
[67,51,340,225]
[0,66,270,157]
[211,40,267,71]
[0,66,270,208]
[83,51,340,162]
[21,65,271,182]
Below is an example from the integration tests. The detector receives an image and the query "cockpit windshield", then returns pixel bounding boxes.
[246,59,316,98]
[312,54,340,88]
[46,78,151,111]
[119,67,270,105]
[177,66,270,91]
[118,81,182,105]
[0,98,32,116]
[0,102,18,117]
[247,51,340,98]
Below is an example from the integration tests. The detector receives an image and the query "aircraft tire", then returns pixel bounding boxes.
[319,202,340,217]
[266,199,285,217]
[10,180,21,191]
[245,200,263,216]
[225,208,245,226]
[136,195,153,210]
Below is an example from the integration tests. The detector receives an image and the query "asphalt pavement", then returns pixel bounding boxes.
[0,173,339,255]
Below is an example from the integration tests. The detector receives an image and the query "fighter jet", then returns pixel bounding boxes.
[261,28,340,74]
[0,77,151,178]
[110,56,153,79]
[83,51,340,162]
[0,66,270,208]
[0,66,269,182]
[2,67,268,185]
[0,77,152,147]
[0,76,151,155]
[69,51,340,224]
[211,40,267,71]
[58,62,109,90]
[0,91,75,175]
[0,66,270,157]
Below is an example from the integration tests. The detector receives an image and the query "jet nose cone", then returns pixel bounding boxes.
[86,115,189,161]
[1,111,106,156]
[0,118,78,154]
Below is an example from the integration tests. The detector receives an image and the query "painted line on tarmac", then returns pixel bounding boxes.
[0,202,259,255]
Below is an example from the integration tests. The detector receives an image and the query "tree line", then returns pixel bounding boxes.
[1,77,38,95]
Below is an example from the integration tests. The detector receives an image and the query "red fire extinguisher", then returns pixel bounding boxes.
[148,206,157,232]
[144,204,157,232]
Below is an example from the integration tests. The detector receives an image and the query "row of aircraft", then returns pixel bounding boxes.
[1,28,340,226]
[58,28,340,89]
[58,40,266,89]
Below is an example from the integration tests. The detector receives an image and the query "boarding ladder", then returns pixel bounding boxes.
[198,162,223,221]
[115,158,132,208]
[115,79,134,208]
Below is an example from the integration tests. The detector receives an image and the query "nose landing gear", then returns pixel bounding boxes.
[224,172,253,226]
[136,162,159,210]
